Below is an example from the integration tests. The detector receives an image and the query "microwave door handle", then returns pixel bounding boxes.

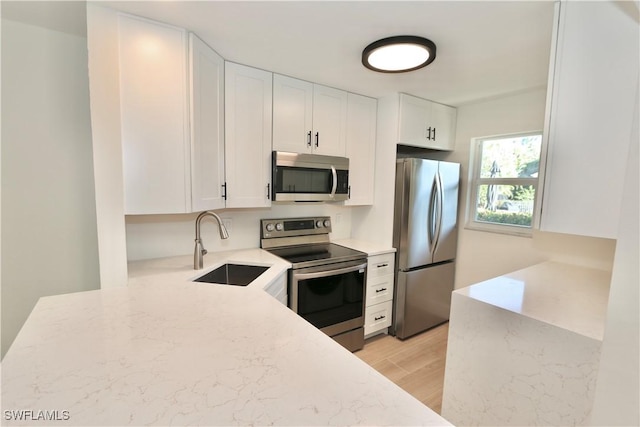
[292,262,367,281]
[330,165,337,198]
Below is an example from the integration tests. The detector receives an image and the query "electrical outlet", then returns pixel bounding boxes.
[222,218,233,233]
[335,213,342,225]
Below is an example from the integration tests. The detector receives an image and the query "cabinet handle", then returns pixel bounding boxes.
[222,182,227,201]
[432,127,436,141]
[348,185,351,199]
[375,288,387,293]
[374,315,386,321]
[315,132,319,148]
[426,126,432,140]
[377,263,388,268]
[307,131,312,147]
[266,183,270,200]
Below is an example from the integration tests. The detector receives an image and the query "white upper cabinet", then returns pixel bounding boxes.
[190,33,225,212]
[224,62,273,208]
[273,74,347,156]
[272,75,313,153]
[538,1,638,239]
[118,15,225,214]
[398,93,457,151]
[118,14,190,214]
[345,93,377,206]
[312,84,348,156]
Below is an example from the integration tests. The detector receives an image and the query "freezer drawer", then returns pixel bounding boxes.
[393,262,455,339]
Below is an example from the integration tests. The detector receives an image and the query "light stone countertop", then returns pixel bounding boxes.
[442,261,611,425]
[453,261,611,340]
[1,248,450,426]
[333,238,396,256]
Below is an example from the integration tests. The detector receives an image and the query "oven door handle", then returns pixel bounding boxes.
[292,262,367,281]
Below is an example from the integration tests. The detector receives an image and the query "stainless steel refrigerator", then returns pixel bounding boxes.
[391,158,460,339]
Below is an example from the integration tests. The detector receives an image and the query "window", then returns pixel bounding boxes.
[467,132,542,235]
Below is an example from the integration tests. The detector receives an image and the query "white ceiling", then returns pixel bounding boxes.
[3,1,556,106]
[98,1,556,106]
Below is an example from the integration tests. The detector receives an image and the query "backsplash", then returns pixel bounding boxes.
[125,204,354,261]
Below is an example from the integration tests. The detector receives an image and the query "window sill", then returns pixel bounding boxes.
[464,221,533,238]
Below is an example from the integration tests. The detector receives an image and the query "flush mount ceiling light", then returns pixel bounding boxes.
[362,36,437,73]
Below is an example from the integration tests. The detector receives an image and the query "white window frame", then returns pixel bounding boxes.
[465,131,543,237]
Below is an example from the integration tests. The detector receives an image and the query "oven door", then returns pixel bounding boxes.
[289,259,367,337]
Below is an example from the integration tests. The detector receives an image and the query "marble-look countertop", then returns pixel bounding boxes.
[333,238,396,256]
[454,261,611,340]
[442,261,610,425]
[1,248,450,426]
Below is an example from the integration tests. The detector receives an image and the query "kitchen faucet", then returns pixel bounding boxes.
[194,211,229,270]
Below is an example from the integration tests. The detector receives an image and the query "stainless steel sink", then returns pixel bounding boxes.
[193,263,268,286]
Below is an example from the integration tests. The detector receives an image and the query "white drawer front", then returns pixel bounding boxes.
[364,300,393,336]
[366,274,394,306]
[367,252,395,278]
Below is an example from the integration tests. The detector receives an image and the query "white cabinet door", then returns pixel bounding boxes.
[224,62,273,208]
[429,102,457,151]
[273,74,313,153]
[345,93,377,206]
[398,93,456,151]
[118,14,190,214]
[539,1,638,239]
[189,33,225,212]
[312,84,347,156]
[398,93,431,146]
[272,74,347,156]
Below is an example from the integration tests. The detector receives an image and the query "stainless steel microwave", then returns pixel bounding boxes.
[271,151,349,202]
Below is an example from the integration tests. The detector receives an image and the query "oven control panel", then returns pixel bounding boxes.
[261,216,332,239]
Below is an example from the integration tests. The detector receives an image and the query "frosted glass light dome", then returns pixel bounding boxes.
[362,36,436,73]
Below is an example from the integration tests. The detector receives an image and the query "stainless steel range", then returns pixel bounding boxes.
[261,216,367,352]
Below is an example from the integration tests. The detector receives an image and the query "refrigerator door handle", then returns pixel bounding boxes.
[428,176,438,257]
[433,171,444,254]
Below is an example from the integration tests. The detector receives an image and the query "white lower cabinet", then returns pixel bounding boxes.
[364,252,395,337]
[365,301,393,336]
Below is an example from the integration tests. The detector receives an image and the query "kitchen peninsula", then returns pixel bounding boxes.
[1,249,450,426]
[441,261,611,426]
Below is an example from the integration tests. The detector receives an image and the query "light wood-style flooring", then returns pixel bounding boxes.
[354,322,449,414]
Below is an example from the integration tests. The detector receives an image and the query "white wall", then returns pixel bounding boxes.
[1,9,100,357]
[126,204,353,261]
[589,86,639,426]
